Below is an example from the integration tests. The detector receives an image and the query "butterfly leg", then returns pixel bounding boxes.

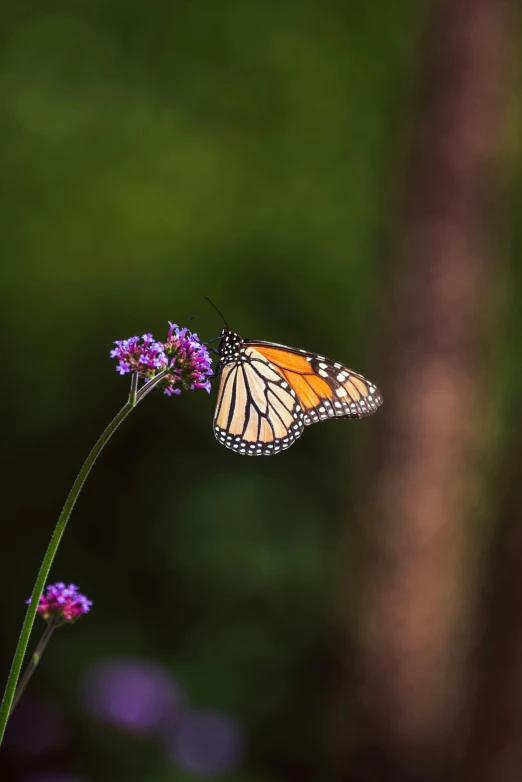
[207,362,223,381]
[200,348,222,381]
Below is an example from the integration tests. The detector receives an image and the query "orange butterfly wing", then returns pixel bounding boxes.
[249,342,382,425]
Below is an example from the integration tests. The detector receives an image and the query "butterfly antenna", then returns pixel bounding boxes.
[188,315,204,322]
[202,297,229,329]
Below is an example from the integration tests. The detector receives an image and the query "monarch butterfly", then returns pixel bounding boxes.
[213,325,382,456]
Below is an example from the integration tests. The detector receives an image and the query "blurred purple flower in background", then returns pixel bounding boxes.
[80,658,183,735]
[22,775,90,782]
[166,709,245,777]
[110,322,213,396]
[27,583,92,627]
[80,657,246,776]
[4,693,68,756]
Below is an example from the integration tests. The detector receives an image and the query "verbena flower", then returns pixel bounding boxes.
[110,323,213,396]
[110,334,168,379]
[163,323,213,395]
[27,583,92,627]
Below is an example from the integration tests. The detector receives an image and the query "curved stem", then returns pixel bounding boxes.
[0,371,163,746]
[135,369,168,403]
[9,625,55,716]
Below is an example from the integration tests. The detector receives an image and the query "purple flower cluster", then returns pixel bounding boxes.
[110,334,168,379]
[110,323,213,397]
[162,323,213,395]
[27,583,92,627]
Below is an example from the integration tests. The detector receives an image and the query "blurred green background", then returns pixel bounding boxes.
[1,1,520,781]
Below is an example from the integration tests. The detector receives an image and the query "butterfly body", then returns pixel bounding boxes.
[214,328,382,455]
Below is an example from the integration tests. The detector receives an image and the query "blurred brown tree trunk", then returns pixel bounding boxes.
[462,447,522,782]
[332,0,516,779]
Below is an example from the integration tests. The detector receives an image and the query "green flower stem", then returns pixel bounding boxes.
[9,624,55,716]
[0,369,168,746]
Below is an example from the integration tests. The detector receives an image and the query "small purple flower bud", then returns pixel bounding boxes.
[27,583,92,627]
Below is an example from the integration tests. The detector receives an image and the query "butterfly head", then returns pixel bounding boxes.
[218,328,244,368]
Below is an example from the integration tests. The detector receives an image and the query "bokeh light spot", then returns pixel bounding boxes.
[80,657,183,735]
[23,776,89,782]
[167,709,245,777]
[4,693,67,756]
